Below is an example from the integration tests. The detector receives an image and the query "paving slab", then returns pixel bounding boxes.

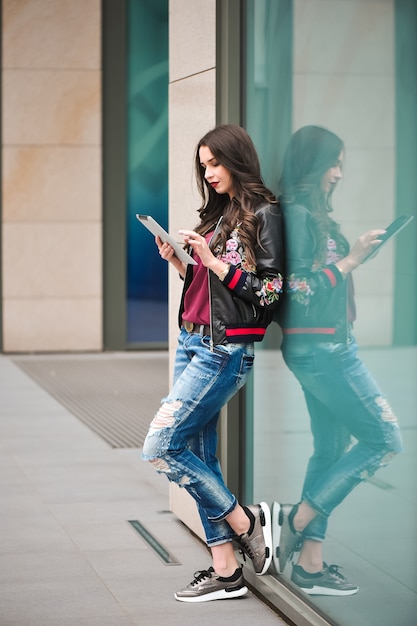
[0,355,288,626]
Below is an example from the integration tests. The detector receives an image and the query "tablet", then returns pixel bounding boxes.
[136,214,197,265]
[362,214,414,263]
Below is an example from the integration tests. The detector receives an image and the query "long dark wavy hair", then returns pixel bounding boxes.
[279,125,349,263]
[194,124,276,267]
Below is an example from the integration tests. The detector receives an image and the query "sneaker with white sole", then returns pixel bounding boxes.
[174,566,248,602]
[236,502,272,575]
[278,503,303,573]
[271,501,282,575]
[291,563,359,596]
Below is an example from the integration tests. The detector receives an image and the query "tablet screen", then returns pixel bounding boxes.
[362,214,414,262]
[136,214,197,265]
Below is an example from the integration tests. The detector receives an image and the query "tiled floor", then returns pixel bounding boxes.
[0,354,288,626]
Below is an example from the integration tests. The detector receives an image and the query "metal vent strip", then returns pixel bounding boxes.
[12,353,169,449]
[128,520,181,565]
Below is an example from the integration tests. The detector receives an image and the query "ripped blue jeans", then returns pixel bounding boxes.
[282,335,403,542]
[142,328,255,546]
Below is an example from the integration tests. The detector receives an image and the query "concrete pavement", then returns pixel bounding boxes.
[0,353,289,626]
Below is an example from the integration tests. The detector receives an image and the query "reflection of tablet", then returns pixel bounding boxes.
[136,214,197,265]
[362,214,414,263]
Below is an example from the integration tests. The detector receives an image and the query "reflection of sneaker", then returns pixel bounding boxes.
[175,567,248,602]
[278,503,303,573]
[237,502,272,575]
[271,501,282,575]
[291,563,359,596]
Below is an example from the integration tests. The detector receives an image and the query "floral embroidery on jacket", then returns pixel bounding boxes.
[215,225,282,305]
[326,237,343,265]
[256,276,284,306]
[287,236,345,305]
[218,226,256,272]
[287,274,314,306]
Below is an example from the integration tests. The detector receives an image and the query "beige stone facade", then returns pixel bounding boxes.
[166,0,217,542]
[168,0,217,368]
[1,0,102,352]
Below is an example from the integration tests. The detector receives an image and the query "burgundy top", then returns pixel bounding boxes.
[182,231,213,325]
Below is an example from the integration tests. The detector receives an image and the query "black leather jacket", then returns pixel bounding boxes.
[276,202,350,344]
[178,202,284,347]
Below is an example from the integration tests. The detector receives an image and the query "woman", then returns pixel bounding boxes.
[274,125,403,596]
[142,124,284,602]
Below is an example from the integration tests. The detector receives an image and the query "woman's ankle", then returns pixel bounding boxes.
[293,501,316,532]
[297,538,324,573]
[214,563,240,578]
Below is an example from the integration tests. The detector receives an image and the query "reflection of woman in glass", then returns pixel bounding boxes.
[143,124,284,602]
[274,125,403,596]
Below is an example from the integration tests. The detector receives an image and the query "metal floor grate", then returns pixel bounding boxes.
[128,520,180,565]
[13,352,169,448]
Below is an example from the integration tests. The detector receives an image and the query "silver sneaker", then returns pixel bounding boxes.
[271,501,282,575]
[174,567,248,603]
[291,563,359,596]
[278,503,303,573]
[237,502,272,575]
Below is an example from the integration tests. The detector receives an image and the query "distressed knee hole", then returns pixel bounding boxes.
[380,451,397,465]
[149,458,171,472]
[150,400,182,430]
[375,396,397,423]
[360,450,397,480]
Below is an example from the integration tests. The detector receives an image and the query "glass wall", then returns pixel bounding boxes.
[245,1,417,624]
[126,0,169,345]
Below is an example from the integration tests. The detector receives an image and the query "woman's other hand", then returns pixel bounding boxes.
[336,229,386,274]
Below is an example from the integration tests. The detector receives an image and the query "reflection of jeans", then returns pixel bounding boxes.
[142,328,255,546]
[281,336,403,542]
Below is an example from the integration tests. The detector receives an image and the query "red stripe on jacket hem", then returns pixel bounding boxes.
[226,327,266,337]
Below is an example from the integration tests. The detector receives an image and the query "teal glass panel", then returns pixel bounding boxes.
[127,0,169,344]
[245,1,417,624]
[244,0,292,195]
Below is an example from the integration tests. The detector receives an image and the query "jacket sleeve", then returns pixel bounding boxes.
[221,203,284,310]
[283,204,345,306]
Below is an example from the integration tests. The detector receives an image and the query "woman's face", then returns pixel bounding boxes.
[199,145,235,198]
[321,150,344,194]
